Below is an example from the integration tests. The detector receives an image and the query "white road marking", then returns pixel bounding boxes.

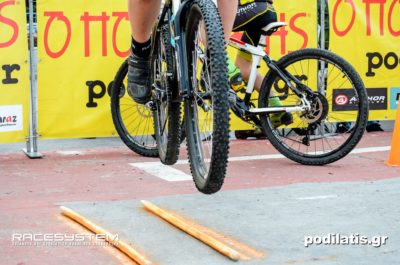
[129,146,391,181]
[348,146,390,154]
[131,162,192,181]
[296,195,338,200]
[57,150,85,156]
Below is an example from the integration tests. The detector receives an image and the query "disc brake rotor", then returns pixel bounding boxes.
[300,93,329,124]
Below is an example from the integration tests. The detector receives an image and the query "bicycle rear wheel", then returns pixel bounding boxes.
[184,0,230,194]
[259,48,368,165]
[111,60,158,157]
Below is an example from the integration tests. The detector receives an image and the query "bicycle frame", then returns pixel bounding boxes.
[228,25,313,115]
[154,0,194,100]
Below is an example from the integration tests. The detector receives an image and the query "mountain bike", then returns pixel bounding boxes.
[111,0,231,194]
[112,20,369,189]
[221,22,368,165]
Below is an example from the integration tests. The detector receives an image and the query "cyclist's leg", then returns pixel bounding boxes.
[127,0,237,104]
[127,0,161,104]
[214,0,240,105]
[233,2,277,92]
[217,0,238,43]
[128,0,160,42]
[233,3,292,126]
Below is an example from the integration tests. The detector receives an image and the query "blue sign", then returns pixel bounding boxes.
[390,87,400,110]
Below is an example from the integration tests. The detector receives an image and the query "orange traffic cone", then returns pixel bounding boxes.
[386,101,400,166]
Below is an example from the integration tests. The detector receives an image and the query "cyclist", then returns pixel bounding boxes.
[127,0,238,104]
[227,0,293,127]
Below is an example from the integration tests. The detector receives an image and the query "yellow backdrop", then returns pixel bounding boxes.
[329,0,400,120]
[37,0,130,138]
[0,0,30,143]
[37,0,317,138]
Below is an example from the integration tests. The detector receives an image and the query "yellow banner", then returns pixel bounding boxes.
[37,0,317,138]
[0,0,30,143]
[37,0,131,138]
[329,0,400,121]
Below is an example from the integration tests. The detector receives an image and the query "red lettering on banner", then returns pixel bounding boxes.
[0,0,19,48]
[80,12,110,57]
[266,13,309,55]
[388,0,400,36]
[332,0,356,37]
[44,12,72,58]
[332,0,400,37]
[267,13,288,55]
[363,0,386,36]
[112,12,130,57]
[288,13,308,52]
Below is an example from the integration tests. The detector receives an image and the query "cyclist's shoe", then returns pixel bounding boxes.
[271,112,293,127]
[127,54,152,104]
[269,96,293,127]
[229,66,246,92]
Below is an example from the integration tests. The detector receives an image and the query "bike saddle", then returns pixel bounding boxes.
[262,22,287,36]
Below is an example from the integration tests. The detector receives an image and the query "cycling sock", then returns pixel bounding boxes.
[268,96,282,106]
[131,37,151,58]
[227,56,245,91]
[269,96,283,125]
[227,56,238,74]
[269,96,293,126]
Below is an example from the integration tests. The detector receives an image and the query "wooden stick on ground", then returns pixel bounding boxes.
[141,200,241,261]
[60,206,153,265]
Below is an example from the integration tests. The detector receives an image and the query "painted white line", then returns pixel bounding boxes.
[349,146,390,154]
[130,162,192,181]
[296,195,338,200]
[228,153,285,162]
[129,146,390,181]
[57,150,85,156]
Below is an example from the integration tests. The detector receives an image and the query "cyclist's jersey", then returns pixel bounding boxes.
[233,1,277,55]
[239,0,273,5]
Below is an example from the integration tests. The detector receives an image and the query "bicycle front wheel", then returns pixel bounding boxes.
[184,0,230,194]
[259,48,368,165]
[153,25,181,165]
[111,60,158,157]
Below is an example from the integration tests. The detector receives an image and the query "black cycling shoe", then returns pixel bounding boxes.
[127,54,152,104]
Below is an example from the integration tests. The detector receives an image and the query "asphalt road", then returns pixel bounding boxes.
[0,129,399,265]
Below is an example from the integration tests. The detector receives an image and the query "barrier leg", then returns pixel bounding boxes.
[23,0,42,159]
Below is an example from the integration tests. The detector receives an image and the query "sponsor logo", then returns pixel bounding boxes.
[389,87,400,110]
[335,95,349,105]
[0,105,23,132]
[0,115,17,125]
[332,88,387,111]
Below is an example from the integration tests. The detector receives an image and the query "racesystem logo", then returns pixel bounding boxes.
[0,115,17,127]
[12,233,119,247]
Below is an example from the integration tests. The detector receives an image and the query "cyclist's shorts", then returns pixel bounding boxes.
[233,2,277,60]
